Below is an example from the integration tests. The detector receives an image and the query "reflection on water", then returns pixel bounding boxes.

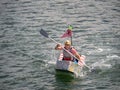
[55,70,74,82]
[55,70,75,90]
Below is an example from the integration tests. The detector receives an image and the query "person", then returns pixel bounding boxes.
[55,40,83,62]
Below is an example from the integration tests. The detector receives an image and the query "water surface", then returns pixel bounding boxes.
[0,0,120,90]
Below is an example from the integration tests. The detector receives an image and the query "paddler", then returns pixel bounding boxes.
[55,40,84,62]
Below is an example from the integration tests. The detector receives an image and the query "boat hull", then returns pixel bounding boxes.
[55,60,81,75]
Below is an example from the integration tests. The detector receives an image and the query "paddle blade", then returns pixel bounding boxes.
[40,29,49,38]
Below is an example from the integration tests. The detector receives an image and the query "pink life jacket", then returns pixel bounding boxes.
[63,47,76,61]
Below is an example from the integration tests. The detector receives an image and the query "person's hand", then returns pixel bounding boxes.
[57,43,61,47]
[55,43,63,50]
[80,55,86,61]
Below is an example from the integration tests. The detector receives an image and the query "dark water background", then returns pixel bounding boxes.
[0,0,120,90]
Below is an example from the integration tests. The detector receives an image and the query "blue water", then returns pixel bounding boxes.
[0,0,120,90]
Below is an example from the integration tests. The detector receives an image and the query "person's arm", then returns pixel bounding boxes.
[75,52,85,62]
[55,43,63,50]
[71,48,82,61]
[75,53,81,61]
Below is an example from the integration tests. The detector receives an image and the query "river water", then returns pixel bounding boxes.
[0,0,120,90]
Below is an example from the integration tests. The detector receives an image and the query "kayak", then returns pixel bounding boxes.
[55,53,82,76]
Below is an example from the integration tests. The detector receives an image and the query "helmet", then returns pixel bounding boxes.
[64,40,71,45]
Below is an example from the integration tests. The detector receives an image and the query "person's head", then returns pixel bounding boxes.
[64,40,71,49]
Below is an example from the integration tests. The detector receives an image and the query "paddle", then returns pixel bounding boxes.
[40,29,58,44]
[40,29,92,71]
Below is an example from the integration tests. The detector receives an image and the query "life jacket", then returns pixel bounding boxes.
[63,47,74,61]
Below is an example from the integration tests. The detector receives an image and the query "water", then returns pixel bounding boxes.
[0,0,120,90]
